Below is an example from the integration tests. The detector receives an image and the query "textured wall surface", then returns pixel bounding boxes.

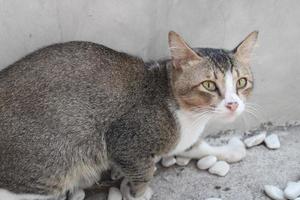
[0,0,299,129]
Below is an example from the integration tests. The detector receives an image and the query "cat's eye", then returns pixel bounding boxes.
[202,81,217,92]
[237,78,247,89]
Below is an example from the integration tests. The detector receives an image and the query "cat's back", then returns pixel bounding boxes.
[0,41,145,96]
[0,41,145,120]
[0,40,146,142]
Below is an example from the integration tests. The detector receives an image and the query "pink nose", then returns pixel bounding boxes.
[226,102,239,112]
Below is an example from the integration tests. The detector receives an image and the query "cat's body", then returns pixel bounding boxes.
[0,41,175,194]
[0,31,258,200]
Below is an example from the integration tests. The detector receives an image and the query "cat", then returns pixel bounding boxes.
[0,30,258,200]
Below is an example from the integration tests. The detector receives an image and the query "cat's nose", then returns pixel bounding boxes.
[225,102,239,112]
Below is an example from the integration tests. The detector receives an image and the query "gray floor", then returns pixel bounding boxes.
[87,124,300,200]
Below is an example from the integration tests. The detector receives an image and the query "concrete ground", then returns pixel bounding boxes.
[86,123,300,200]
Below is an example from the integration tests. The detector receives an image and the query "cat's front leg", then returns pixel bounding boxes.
[178,137,246,163]
[118,157,155,200]
[120,179,153,200]
[68,189,85,200]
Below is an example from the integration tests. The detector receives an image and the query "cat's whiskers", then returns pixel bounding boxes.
[245,104,263,114]
[241,114,250,130]
[244,108,261,122]
[189,110,212,128]
[245,106,259,115]
[189,115,210,133]
[246,104,263,112]
[190,106,213,114]
[245,102,262,108]
[190,111,211,121]
[245,102,262,111]
[191,108,221,122]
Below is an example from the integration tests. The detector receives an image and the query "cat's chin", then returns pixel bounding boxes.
[216,112,240,123]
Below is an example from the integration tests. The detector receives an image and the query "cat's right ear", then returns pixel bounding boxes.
[168,31,202,70]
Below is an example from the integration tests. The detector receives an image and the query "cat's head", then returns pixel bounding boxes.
[168,31,258,122]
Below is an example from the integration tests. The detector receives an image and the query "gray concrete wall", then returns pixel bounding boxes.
[0,0,299,129]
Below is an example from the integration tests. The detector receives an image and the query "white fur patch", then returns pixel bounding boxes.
[168,110,210,155]
[225,70,245,115]
[225,71,239,103]
[215,70,245,121]
[225,70,235,98]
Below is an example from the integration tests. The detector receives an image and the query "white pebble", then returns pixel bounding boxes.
[108,187,122,200]
[161,156,176,167]
[205,198,222,200]
[284,181,300,199]
[244,132,266,148]
[264,185,285,200]
[208,161,230,177]
[197,155,217,170]
[294,198,300,200]
[176,156,191,166]
[264,134,281,149]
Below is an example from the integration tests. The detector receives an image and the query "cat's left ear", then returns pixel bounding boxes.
[233,31,259,65]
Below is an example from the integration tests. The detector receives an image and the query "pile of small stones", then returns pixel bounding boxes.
[264,181,300,200]
[244,131,281,150]
[242,131,300,200]
[197,156,230,177]
[161,156,188,167]
[161,154,230,177]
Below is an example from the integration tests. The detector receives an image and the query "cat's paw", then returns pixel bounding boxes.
[218,137,246,163]
[69,189,85,200]
[120,179,153,200]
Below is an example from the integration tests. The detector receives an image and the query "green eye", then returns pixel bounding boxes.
[202,81,217,91]
[237,78,247,89]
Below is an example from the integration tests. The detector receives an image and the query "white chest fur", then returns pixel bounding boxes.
[168,110,209,155]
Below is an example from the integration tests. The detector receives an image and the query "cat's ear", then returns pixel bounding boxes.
[233,31,259,64]
[168,31,202,69]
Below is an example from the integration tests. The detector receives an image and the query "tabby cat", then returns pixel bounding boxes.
[0,31,258,200]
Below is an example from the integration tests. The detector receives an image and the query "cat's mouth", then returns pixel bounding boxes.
[214,108,244,123]
[212,99,245,123]
[226,112,240,122]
